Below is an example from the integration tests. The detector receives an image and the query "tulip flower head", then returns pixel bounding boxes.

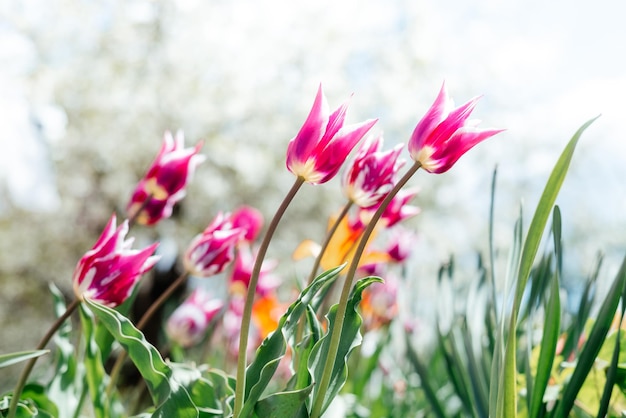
[166,288,224,348]
[386,227,417,263]
[408,82,504,173]
[343,136,405,208]
[230,205,264,242]
[183,213,246,277]
[229,244,280,297]
[72,215,160,307]
[127,130,205,225]
[361,188,421,228]
[286,84,377,184]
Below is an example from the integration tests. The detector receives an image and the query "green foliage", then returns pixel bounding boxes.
[502,116,599,417]
[308,276,383,416]
[84,299,199,417]
[5,116,625,418]
[0,353,49,370]
[240,265,342,418]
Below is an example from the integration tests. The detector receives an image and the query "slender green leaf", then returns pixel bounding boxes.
[0,351,49,369]
[493,212,522,417]
[79,305,114,418]
[406,334,446,418]
[502,116,598,417]
[553,254,626,417]
[528,206,562,417]
[308,276,383,415]
[290,305,323,393]
[240,265,342,418]
[460,319,489,417]
[46,283,82,418]
[597,323,622,417]
[562,254,601,360]
[436,325,474,415]
[529,267,560,416]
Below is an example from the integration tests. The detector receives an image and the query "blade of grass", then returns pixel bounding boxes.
[528,207,562,418]
[502,116,598,417]
[405,334,447,418]
[492,212,523,417]
[552,254,626,417]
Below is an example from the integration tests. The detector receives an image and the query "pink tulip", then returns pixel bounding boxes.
[230,206,264,242]
[386,227,417,263]
[73,215,160,307]
[286,84,377,184]
[343,136,405,208]
[361,188,420,228]
[229,244,280,297]
[166,288,224,348]
[183,213,245,277]
[127,130,205,225]
[408,82,504,173]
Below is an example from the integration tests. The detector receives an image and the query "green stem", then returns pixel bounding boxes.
[233,177,304,418]
[309,161,421,418]
[106,271,189,397]
[294,200,353,370]
[8,298,81,418]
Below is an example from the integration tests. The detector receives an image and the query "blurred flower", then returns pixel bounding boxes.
[72,214,160,307]
[361,273,399,330]
[342,136,405,208]
[286,84,377,184]
[251,293,284,339]
[166,288,224,348]
[294,212,389,271]
[222,294,283,356]
[230,205,264,242]
[386,227,417,263]
[183,213,245,277]
[127,130,205,225]
[361,188,420,228]
[408,82,504,173]
[229,243,280,297]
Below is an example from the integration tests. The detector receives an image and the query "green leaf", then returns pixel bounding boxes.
[553,254,626,417]
[0,394,55,418]
[0,351,49,369]
[493,211,522,418]
[406,334,447,418]
[79,304,114,418]
[169,363,234,417]
[46,283,83,418]
[240,265,342,418]
[308,276,383,415]
[291,305,323,393]
[597,326,622,417]
[502,116,598,417]
[528,206,562,417]
[84,299,198,417]
[253,386,312,418]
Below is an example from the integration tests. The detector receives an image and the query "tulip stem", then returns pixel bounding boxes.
[306,200,353,286]
[106,271,189,397]
[8,298,80,418]
[293,200,353,369]
[309,161,421,418]
[233,177,304,418]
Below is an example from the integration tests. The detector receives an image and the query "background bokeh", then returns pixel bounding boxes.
[1,0,624,390]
